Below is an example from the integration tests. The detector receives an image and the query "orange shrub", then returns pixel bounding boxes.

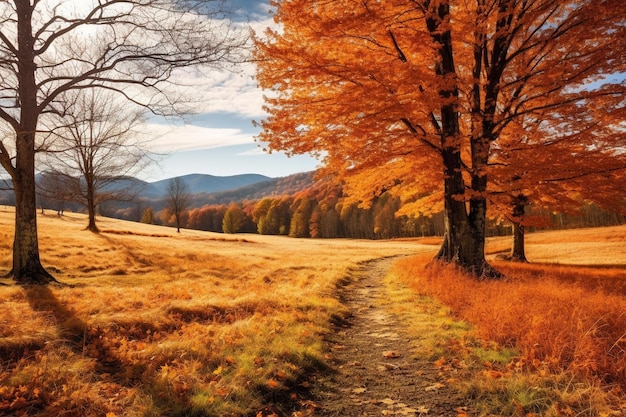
[396,255,626,386]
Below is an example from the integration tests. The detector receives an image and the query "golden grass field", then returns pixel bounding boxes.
[0,208,423,416]
[0,206,625,416]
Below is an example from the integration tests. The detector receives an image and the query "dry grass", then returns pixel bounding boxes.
[1,207,625,416]
[486,226,626,266]
[0,207,420,417]
[394,225,626,416]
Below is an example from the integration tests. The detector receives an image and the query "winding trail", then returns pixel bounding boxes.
[314,257,465,416]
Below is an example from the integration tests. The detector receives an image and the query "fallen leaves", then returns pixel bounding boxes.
[376,398,430,415]
[424,383,445,392]
[382,350,401,359]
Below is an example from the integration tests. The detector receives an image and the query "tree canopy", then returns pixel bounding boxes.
[255,0,626,276]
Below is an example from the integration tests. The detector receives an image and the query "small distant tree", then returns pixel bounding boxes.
[253,198,273,234]
[36,171,75,216]
[166,177,191,233]
[289,196,312,238]
[222,203,245,234]
[141,207,155,225]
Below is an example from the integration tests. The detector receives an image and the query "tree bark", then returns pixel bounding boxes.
[85,171,99,233]
[86,182,99,233]
[10,1,55,284]
[12,132,55,284]
[426,1,499,278]
[509,195,529,262]
[510,221,528,262]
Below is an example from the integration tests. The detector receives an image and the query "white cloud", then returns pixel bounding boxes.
[136,9,279,155]
[161,14,278,119]
[144,123,255,153]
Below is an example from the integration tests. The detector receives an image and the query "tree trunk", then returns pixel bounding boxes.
[510,221,528,262]
[8,1,55,284]
[427,1,498,278]
[86,177,99,233]
[12,133,55,284]
[509,196,528,262]
[436,147,472,264]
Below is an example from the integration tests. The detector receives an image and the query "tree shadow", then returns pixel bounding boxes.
[24,285,85,342]
[22,285,124,377]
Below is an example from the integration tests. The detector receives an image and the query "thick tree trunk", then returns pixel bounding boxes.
[436,147,472,264]
[427,1,498,278]
[12,133,55,284]
[8,1,55,284]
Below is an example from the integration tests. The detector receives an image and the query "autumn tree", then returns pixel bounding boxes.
[222,203,245,234]
[253,198,273,234]
[490,99,626,262]
[0,0,247,284]
[289,196,312,238]
[141,207,155,225]
[40,89,149,233]
[166,177,192,233]
[255,0,626,277]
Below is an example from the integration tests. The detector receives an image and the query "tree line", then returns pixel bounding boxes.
[134,185,624,241]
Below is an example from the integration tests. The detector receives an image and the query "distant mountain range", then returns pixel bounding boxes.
[0,171,316,213]
[122,173,274,199]
[127,172,314,206]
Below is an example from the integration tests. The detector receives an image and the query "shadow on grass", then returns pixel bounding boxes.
[22,285,126,377]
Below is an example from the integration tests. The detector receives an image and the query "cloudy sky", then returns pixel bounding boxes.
[139,0,319,181]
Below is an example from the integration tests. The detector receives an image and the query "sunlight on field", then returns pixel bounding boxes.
[1,207,625,416]
[485,225,626,266]
[0,208,422,416]
[524,225,626,265]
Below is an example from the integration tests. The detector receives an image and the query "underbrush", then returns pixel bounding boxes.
[393,253,626,416]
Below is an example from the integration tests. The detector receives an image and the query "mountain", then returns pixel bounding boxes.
[0,171,314,218]
[93,173,272,199]
[148,173,271,196]
[188,172,315,206]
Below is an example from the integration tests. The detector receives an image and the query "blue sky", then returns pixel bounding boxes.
[139,0,320,181]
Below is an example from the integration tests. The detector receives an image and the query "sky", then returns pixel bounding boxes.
[138,0,320,182]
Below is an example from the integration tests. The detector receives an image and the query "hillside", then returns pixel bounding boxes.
[187,171,315,206]
[147,173,272,196]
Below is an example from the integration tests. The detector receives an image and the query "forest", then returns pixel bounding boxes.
[142,180,625,241]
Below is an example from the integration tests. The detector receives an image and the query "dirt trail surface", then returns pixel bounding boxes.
[314,257,465,416]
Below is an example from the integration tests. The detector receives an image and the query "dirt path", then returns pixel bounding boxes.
[314,257,466,416]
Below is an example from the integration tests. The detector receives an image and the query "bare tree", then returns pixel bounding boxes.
[166,177,191,233]
[36,171,75,216]
[41,89,149,233]
[0,0,248,284]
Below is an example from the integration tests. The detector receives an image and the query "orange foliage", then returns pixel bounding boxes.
[396,254,626,386]
[256,0,626,273]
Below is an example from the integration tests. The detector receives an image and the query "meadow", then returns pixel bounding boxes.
[0,207,625,416]
[0,207,421,416]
